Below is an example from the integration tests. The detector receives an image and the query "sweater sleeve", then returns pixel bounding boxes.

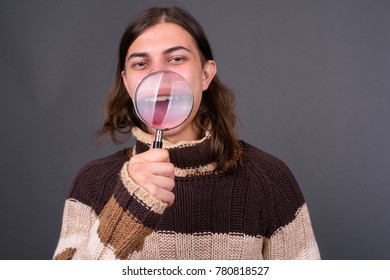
[53,162,167,260]
[262,203,320,259]
[260,156,320,260]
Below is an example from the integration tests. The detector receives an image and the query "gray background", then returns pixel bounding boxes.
[1,0,389,260]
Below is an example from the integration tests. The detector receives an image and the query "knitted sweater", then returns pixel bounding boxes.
[53,128,320,260]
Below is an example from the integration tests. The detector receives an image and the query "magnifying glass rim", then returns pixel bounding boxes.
[133,70,194,131]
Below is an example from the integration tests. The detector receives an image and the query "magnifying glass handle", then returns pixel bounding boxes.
[153,129,163,149]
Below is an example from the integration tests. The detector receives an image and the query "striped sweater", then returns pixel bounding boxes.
[53,128,320,260]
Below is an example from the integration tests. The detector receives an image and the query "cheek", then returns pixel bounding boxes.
[177,66,203,89]
[184,76,204,100]
[124,77,142,99]
[190,90,203,119]
[186,78,204,117]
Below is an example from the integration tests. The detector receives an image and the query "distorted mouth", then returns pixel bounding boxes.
[135,92,193,128]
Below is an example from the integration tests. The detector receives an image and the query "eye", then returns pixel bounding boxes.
[132,61,148,70]
[168,56,186,64]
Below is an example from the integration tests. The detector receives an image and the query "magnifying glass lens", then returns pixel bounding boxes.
[134,71,194,147]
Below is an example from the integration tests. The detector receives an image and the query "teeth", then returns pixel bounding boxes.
[157,96,171,101]
[143,95,190,102]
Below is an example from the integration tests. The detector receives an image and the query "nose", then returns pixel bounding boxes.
[147,60,172,75]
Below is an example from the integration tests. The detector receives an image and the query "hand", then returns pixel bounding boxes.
[127,149,175,206]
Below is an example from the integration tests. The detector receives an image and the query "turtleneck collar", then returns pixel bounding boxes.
[131,127,217,177]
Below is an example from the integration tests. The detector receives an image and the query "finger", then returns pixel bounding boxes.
[135,173,175,191]
[150,175,175,191]
[129,161,174,180]
[138,149,171,163]
[147,162,175,178]
[142,182,175,206]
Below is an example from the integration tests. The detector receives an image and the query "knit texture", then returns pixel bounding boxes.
[53,128,320,259]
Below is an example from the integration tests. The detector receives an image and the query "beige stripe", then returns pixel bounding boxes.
[53,199,118,259]
[174,163,216,177]
[130,231,264,260]
[73,219,115,259]
[263,203,321,260]
[132,127,211,149]
[53,199,98,259]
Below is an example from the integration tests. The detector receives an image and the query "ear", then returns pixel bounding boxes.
[201,60,217,91]
[121,70,131,95]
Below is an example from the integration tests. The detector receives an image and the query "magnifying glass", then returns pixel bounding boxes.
[133,70,194,148]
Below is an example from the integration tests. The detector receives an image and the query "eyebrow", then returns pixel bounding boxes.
[127,46,192,60]
[163,46,191,55]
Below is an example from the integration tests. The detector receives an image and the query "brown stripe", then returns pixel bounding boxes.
[242,142,305,237]
[157,174,265,237]
[97,197,154,259]
[114,180,161,228]
[67,150,128,215]
[53,247,76,260]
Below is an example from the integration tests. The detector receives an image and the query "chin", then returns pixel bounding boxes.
[162,122,201,143]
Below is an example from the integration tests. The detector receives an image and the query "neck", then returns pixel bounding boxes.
[148,123,202,144]
[132,127,216,176]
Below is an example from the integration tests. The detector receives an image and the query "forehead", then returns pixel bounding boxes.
[129,22,198,53]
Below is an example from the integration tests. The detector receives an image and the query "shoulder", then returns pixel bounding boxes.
[240,141,296,180]
[67,148,131,208]
[74,149,130,180]
[239,140,305,207]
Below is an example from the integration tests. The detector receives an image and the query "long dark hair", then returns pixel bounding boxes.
[99,6,242,172]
